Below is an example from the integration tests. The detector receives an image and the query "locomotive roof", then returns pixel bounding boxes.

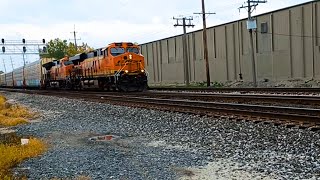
[107,42,138,47]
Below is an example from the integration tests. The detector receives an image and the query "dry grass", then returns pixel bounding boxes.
[0,138,47,179]
[0,95,45,179]
[0,95,35,126]
[0,115,27,127]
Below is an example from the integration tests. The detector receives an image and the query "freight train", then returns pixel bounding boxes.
[0,42,148,92]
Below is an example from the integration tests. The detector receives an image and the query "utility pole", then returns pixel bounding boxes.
[10,56,14,87]
[22,39,26,88]
[2,59,6,83]
[70,25,81,51]
[173,16,194,86]
[239,0,267,87]
[2,59,6,73]
[194,0,215,87]
[9,56,14,70]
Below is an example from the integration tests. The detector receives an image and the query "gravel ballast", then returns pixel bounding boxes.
[2,92,320,179]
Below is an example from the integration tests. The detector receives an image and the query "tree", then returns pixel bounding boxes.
[0,71,3,74]
[66,42,78,57]
[40,38,95,59]
[40,38,68,60]
[66,42,94,57]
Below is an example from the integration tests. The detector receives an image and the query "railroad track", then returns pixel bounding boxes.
[130,91,320,106]
[95,95,320,129]
[148,87,320,94]
[2,88,320,130]
[25,89,319,106]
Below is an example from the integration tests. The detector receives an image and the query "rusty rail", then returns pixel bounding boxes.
[148,87,320,93]
[2,88,320,130]
[97,95,320,123]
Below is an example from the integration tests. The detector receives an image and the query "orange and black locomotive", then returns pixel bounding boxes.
[42,42,148,91]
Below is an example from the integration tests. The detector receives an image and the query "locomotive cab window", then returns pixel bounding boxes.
[126,47,139,54]
[110,47,125,56]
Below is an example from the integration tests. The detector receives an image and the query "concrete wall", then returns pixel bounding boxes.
[140,1,320,86]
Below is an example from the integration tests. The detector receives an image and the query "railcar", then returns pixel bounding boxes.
[0,60,43,88]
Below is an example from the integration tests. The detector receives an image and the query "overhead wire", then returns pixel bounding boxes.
[255,30,320,39]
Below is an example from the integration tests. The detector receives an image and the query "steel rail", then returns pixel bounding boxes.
[129,91,320,105]
[97,95,320,124]
[2,88,320,106]
[148,87,320,93]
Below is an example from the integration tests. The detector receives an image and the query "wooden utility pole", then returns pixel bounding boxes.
[70,25,81,51]
[173,16,194,86]
[194,0,215,87]
[239,0,267,87]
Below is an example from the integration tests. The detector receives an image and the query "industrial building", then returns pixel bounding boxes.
[140,1,320,86]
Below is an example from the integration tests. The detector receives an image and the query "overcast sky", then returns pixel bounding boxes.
[0,0,312,71]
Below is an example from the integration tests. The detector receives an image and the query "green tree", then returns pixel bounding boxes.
[66,42,78,57]
[40,38,95,59]
[41,38,68,60]
[66,42,94,57]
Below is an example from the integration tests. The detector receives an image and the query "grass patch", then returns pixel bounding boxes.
[0,95,45,179]
[0,138,47,179]
[0,115,27,127]
[0,95,35,127]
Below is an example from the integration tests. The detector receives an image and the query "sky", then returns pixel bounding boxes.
[0,0,312,72]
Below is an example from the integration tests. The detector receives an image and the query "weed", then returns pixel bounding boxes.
[0,95,35,126]
[0,95,45,179]
[211,81,224,87]
[0,138,47,179]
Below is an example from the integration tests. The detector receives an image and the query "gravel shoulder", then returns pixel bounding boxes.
[2,92,320,180]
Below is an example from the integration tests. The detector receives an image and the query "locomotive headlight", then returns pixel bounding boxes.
[141,70,145,73]
[125,70,129,73]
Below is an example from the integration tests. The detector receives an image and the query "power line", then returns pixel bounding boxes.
[173,16,195,86]
[256,30,320,38]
